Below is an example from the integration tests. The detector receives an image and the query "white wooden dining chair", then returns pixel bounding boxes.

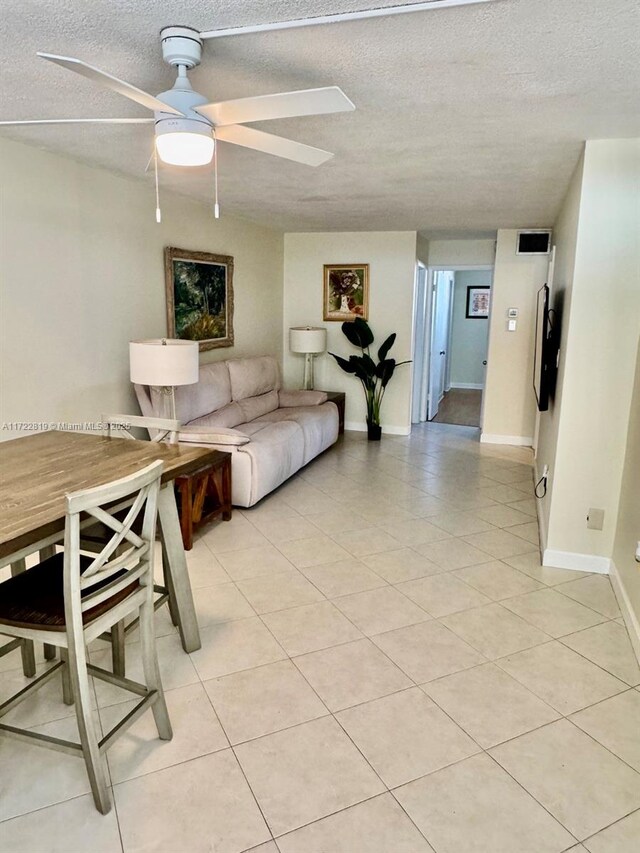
[102,413,180,444]
[0,460,172,814]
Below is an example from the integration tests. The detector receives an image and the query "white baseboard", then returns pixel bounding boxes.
[542,548,610,574]
[609,561,640,664]
[480,433,533,447]
[450,383,484,390]
[345,421,411,436]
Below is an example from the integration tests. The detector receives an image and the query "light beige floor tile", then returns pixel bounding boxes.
[101,683,227,784]
[278,535,351,568]
[503,552,589,586]
[475,504,535,528]
[301,557,387,597]
[217,544,296,581]
[114,749,270,853]
[333,585,431,635]
[497,641,627,714]
[364,548,444,582]
[305,508,372,537]
[490,719,640,840]
[192,581,256,626]
[416,538,495,570]
[399,494,456,517]
[234,716,385,836]
[561,621,640,685]
[185,540,231,588]
[570,690,640,772]
[453,560,543,600]
[506,497,538,517]
[372,620,485,683]
[294,638,411,711]
[559,576,621,619]
[506,521,541,545]
[203,660,327,745]
[189,617,286,680]
[0,793,123,853]
[422,662,560,748]
[397,573,491,617]
[463,529,536,559]
[357,502,417,524]
[485,466,533,485]
[202,516,270,554]
[276,793,435,853]
[246,843,279,853]
[262,600,363,656]
[478,484,529,503]
[0,714,98,821]
[251,515,321,544]
[395,752,574,853]
[240,495,301,521]
[441,602,551,659]
[337,687,479,787]
[501,588,607,637]
[0,662,92,728]
[382,518,452,547]
[583,809,640,853]
[333,528,401,557]
[236,570,324,614]
[428,511,496,536]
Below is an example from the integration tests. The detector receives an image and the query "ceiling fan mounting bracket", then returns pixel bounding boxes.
[160,26,202,69]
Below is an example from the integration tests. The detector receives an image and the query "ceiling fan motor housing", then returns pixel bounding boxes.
[160,26,203,69]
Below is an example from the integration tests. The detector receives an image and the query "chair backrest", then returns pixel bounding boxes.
[63,460,163,626]
[102,413,180,445]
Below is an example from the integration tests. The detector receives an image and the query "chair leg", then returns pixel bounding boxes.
[67,638,112,814]
[139,589,172,741]
[110,621,126,677]
[44,644,56,661]
[60,649,73,705]
[10,560,37,677]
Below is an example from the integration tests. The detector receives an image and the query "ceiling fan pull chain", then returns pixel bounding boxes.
[154,146,162,223]
[213,129,220,219]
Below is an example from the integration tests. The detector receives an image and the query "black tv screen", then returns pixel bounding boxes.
[533,284,555,411]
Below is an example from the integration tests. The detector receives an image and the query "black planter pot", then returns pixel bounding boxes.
[367,421,382,441]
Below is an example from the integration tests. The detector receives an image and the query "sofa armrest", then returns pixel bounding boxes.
[178,425,251,446]
[278,390,328,408]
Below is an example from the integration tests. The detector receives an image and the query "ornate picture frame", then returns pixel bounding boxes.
[323,264,369,322]
[465,285,491,319]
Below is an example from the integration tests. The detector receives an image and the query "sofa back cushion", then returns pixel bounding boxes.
[237,390,279,423]
[187,402,245,429]
[173,360,232,423]
[228,356,280,401]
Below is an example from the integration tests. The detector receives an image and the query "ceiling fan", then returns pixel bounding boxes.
[0,1,498,215]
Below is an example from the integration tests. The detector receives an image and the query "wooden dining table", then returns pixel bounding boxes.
[0,430,222,653]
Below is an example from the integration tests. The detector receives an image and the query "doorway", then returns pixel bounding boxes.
[412,266,492,429]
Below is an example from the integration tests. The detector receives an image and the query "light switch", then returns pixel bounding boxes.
[507,319,517,331]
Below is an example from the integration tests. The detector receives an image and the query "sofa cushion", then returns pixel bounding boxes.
[173,361,232,424]
[228,356,280,401]
[279,390,328,407]
[178,425,250,446]
[238,421,305,505]
[187,401,244,430]
[253,403,339,465]
[237,390,279,423]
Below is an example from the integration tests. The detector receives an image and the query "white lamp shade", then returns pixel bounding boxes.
[129,339,199,386]
[289,327,327,354]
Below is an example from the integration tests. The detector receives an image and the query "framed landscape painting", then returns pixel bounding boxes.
[466,285,491,319]
[323,264,369,322]
[165,247,234,350]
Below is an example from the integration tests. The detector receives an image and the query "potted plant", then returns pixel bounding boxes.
[330,317,410,440]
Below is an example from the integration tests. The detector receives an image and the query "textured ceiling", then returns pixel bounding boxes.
[1,0,639,233]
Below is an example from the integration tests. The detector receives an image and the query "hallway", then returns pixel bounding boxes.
[432,389,482,427]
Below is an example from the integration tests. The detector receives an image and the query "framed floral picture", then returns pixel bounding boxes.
[465,286,491,319]
[323,264,369,322]
[165,246,234,351]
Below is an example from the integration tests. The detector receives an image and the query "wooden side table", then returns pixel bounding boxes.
[175,450,232,550]
[322,391,346,435]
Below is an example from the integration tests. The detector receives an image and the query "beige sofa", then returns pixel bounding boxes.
[135,355,339,507]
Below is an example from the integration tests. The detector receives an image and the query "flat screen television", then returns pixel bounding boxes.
[533,284,557,412]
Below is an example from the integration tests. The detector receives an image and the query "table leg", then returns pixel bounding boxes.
[157,484,201,653]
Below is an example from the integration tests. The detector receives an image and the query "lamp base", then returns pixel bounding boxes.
[302,353,316,390]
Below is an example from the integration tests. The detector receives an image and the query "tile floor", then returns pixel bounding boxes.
[1,422,639,852]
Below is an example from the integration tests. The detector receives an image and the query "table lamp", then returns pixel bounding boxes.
[289,326,327,390]
[129,338,199,419]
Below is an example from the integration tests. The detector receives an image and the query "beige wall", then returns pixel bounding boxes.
[282,231,417,433]
[544,139,640,560]
[0,138,283,437]
[427,239,496,267]
[450,270,491,388]
[535,154,585,546]
[482,230,550,443]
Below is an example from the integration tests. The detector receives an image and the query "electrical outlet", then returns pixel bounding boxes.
[587,508,605,530]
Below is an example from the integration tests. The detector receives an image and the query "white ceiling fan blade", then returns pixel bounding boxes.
[195,86,354,127]
[37,53,184,116]
[200,0,500,39]
[0,118,154,126]
[216,125,333,166]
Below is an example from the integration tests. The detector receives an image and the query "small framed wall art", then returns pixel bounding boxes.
[465,285,491,319]
[323,264,369,322]
[165,246,234,351]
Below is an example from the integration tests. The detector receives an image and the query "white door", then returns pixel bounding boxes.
[428,271,454,420]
